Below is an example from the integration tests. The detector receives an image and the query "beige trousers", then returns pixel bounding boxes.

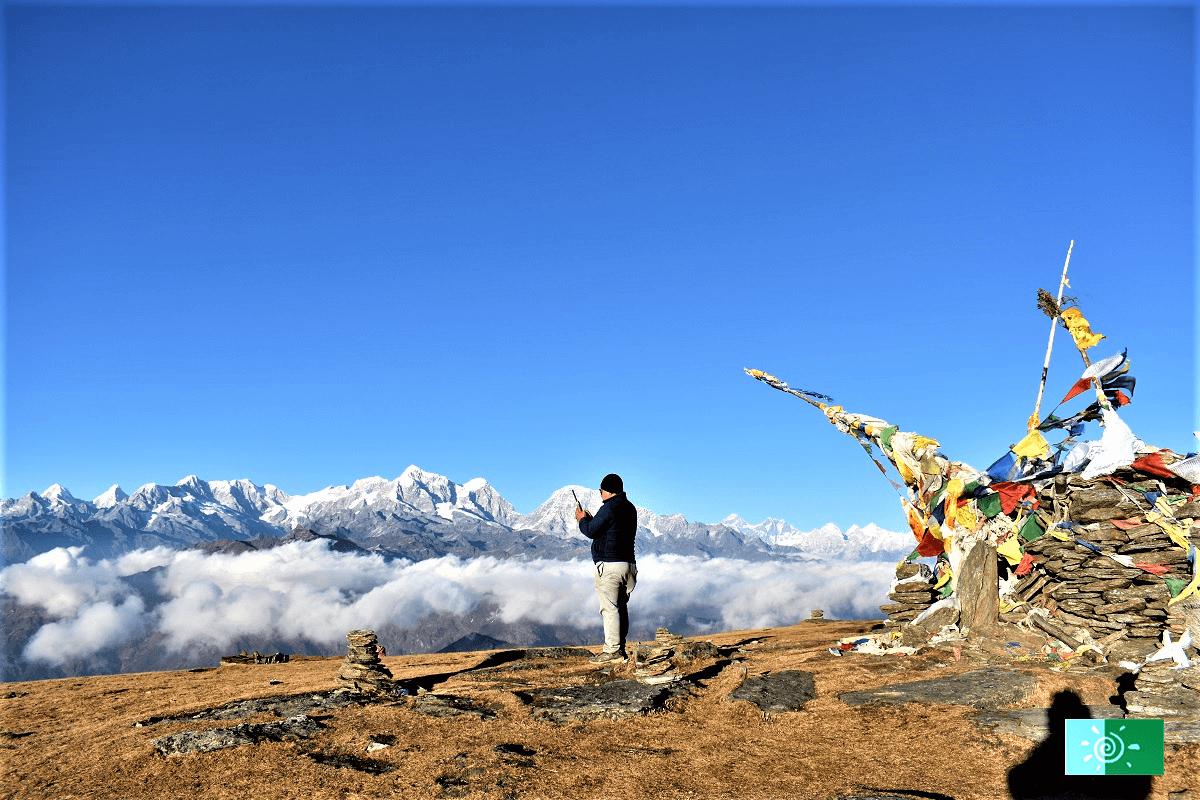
[594,561,637,653]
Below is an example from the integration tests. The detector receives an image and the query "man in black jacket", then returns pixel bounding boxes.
[574,473,637,664]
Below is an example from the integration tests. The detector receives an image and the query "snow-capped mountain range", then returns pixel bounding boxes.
[1,466,913,564]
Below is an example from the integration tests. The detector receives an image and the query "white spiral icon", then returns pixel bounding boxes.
[1093,731,1125,763]
[1080,723,1142,771]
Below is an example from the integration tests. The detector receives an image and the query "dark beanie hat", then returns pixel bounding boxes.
[600,473,623,493]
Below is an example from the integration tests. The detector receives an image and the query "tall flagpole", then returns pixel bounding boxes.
[1030,240,1073,431]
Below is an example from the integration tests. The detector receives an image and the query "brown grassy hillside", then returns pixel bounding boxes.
[2,620,1197,800]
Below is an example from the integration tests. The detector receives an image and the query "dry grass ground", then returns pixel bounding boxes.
[2,620,1197,799]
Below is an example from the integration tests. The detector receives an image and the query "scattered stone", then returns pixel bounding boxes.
[305,749,396,774]
[809,609,825,620]
[838,666,1039,711]
[900,605,960,647]
[494,743,536,756]
[365,741,391,752]
[220,651,290,665]
[336,629,393,692]
[153,714,322,756]
[726,670,816,714]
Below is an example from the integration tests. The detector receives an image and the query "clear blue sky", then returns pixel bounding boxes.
[4,2,1195,532]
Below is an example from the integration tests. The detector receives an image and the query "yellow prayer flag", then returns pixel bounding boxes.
[955,503,978,531]
[1012,430,1051,459]
[996,534,1024,566]
[1167,547,1200,606]
[1060,307,1105,350]
[910,435,939,453]
[1147,511,1192,551]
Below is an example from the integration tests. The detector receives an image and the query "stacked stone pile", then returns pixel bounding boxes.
[630,627,719,685]
[335,629,393,691]
[654,627,685,647]
[881,562,938,626]
[1008,468,1200,663]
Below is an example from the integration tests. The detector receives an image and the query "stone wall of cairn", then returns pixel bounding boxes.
[1012,470,1198,665]
[335,629,393,691]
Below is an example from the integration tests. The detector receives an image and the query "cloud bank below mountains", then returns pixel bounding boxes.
[2,540,895,667]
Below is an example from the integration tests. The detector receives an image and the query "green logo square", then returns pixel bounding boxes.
[1064,719,1164,775]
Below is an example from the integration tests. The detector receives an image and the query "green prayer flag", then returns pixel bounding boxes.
[977,492,1003,519]
[1018,514,1045,542]
[879,425,898,453]
[1165,577,1187,597]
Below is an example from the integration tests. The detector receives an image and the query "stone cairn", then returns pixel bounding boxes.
[336,629,393,692]
[881,464,1200,715]
[1012,471,1198,663]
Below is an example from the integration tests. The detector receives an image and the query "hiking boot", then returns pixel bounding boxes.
[589,650,628,664]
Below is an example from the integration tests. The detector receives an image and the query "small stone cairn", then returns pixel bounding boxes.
[627,627,719,686]
[335,629,393,691]
[882,561,938,627]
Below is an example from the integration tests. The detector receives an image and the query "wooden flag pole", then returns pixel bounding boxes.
[1030,240,1074,430]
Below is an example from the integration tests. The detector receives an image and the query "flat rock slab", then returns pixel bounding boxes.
[153,714,323,756]
[973,705,1200,745]
[1125,686,1200,718]
[972,705,1123,741]
[726,670,816,714]
[135,689,371,727]
[516,679,688,723]
[410,693,498,720]
[838,666,1039,711]
[517,647,593,660]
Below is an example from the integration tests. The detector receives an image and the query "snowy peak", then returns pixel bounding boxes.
[42,484,78,504]
[512,486,601,536]
[93,485,128,508]
[719,514,804,541]
[270,469,518,528]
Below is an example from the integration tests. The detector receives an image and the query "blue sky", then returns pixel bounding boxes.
[4,3,1195,532]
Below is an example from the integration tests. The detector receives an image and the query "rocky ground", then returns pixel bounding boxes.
[2,619,1198,800]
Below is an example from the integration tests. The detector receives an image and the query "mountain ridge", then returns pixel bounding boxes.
[1,467,914,564]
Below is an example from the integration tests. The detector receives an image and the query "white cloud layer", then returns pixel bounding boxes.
[2,541,896,666]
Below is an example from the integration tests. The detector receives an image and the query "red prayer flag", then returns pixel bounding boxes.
[1014,552,1036,576]
[1110,517,1144,530]
[1112,390,1132,407]
[1131,453,1179,481]
[916,530,945,557]
[988,482,1038,515]
[1061,377,1093,404]
[1134,563,1170,576]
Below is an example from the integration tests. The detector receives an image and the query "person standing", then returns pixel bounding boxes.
[574,473,637,664]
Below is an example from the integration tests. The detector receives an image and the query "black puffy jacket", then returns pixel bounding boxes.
[578,491,637,563]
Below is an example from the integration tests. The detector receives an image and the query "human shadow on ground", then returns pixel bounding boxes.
[1007,690,1152,800]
